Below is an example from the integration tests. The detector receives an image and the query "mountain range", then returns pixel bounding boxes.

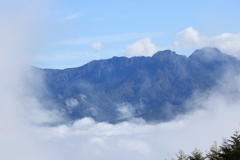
[41,47,240,123]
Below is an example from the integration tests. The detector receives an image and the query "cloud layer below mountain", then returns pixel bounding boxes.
[1,1,240,160]
[38,73,240,160]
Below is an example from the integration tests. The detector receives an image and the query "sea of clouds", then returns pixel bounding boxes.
[1,1,240,160]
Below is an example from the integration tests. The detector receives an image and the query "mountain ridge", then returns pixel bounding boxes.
[41,47,240,123]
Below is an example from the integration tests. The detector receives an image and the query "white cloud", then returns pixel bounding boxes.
[118,139,151,155]
[174,27,201,48]
[173,27,240,58]
[66,98,79,108]
[117,103,136,120]
[90,42,105,51]
[79,94,87,101]
[0,0,63,160]
[63,13,81,20]
[65,98,79,113]
[54,32,162,45]
[125,38,159,56]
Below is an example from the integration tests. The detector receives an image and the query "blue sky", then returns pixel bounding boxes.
[34,0,240,69]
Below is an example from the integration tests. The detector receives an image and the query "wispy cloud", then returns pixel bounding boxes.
[63,13,82,20]
[90,42,105,51]
[117,103,136,120]
[54,32,162,45]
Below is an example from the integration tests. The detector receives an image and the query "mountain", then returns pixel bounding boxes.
[41,47,240,123]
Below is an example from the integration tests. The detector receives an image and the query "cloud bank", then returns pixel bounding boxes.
[39,71,240,160]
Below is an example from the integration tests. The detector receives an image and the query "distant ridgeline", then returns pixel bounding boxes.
[41,47,240,123]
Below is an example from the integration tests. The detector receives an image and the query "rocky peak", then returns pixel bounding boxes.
[152,50,177,59]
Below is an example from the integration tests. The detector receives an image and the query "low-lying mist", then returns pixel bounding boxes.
[1,1,240,160]
[39,72,240,160]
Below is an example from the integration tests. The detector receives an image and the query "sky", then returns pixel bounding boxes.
[34,0,240,69]
[1,1,240,160]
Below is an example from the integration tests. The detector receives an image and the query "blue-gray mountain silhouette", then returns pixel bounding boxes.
[42,47,240,123]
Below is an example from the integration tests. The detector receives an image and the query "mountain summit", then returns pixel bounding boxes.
[42,47,240,123]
